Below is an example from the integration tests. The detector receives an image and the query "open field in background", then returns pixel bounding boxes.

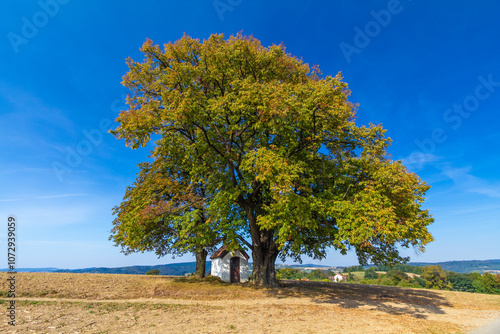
[348,271,367,279]
[1,272,500,333]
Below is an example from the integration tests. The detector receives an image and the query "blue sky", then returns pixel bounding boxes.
[1,0,499,269]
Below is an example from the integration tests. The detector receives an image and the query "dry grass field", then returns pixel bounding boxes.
[1,272,500,333]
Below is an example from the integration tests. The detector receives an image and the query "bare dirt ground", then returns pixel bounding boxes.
[1,272,500,333]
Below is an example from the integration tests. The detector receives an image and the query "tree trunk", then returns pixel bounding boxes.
[245,207,279,286]
[251,233,279,287]
[194,248,207,278]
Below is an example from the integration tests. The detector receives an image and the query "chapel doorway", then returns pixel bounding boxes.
[230,257,240,283]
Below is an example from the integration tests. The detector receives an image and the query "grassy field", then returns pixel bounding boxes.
[347,271,366,279]
[1,272,500,333]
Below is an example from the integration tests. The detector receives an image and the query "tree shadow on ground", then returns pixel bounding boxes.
[170,275,262,290]
[171,276,228,285]
[268,280,452,319]
[166,276,451,319]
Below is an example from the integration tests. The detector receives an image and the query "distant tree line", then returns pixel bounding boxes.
[277,265,500,295]
[411,260,500,274]
[276,268,334,281]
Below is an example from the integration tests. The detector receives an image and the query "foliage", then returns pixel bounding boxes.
[111,32,434,286]
[413,276,426,288]
[422,265,452,290]
[307,269,329,280]
[375,263,423,275]
[276,268,331,281]
[364,267,378,279]
[343,265,364,273]
[110,159,220,259]
[472,273,500,294]
[448,272,475,293]
[386,269,409,285]
[378,276,394,286]
[145,269,161,275]
[396,279,421,288]
[276,268,302,280]
[277,265,500,296]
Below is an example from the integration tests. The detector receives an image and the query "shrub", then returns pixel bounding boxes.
[412,276,426,288]
[364,267,378,279]
[145,269,161,275]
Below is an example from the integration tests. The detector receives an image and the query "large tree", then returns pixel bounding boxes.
[111,33,434,286]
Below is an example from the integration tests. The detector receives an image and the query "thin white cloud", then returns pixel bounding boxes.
[441,165,472,181]
[400,154,500,201]
[471,187,500,199]
[0,87,75,133]
[439,165,500,199]
[400,153,440,171]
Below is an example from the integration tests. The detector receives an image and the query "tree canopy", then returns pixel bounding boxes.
[110,32,434,286]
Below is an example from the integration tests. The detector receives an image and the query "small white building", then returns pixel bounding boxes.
[210,245,250,283]
[330,273,347,282]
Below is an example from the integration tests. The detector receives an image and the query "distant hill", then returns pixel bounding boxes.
[410,259,500,273]
[0,267,59,273]
[54,262,213,276]
[1,263,211,275]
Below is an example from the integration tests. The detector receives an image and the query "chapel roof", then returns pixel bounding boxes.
[210,245,250,260]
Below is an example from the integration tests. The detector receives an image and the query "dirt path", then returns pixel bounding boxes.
[469,318,500,334]
[4,295,500,333]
